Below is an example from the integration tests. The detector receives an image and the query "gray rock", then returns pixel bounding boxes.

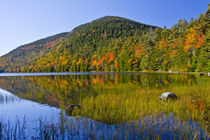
[159,92,177,100]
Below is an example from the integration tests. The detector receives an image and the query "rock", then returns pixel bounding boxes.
[198,73,205,76]
[174,71,180,74]
[159,92,177,100]
[66,104,81,116]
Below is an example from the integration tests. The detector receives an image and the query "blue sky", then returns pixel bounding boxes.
[0,0,209,56]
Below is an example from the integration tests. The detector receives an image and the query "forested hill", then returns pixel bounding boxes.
[0,6,209,73]
[0,16,158,72]
[0,32,68,72]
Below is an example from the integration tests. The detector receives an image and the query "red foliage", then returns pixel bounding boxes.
[98,58,104,65]
[91,59,96,65]
[84,58,88,64]
[108,53,114,63]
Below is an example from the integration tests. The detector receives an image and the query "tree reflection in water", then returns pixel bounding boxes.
[0,73,209,139]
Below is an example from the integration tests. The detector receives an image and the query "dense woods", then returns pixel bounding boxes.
[0,6,209,73]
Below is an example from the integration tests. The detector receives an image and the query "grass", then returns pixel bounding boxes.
[73,76,210,135]
[0,73,209,139]
[0,117,27,140]
[0,113,209,140]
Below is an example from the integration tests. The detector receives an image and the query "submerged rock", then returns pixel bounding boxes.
[159,92,177,100]
[198,73,205,76]
[66,104,81,116]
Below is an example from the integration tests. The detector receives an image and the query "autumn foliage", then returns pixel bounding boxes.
[0,7,209,73]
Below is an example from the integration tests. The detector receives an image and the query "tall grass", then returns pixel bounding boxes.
[0,113,209,140]
[0,117,27,140]
[0,73,209,139]
[74,76,210,136]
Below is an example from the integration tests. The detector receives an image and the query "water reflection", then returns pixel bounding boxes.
[0,88,21,104]
[60,113,207,140]
[0,73,209,139]
[0,73,200,106]
[0,88,61,139]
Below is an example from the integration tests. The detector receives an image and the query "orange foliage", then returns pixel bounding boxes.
[84,58,88,64]
[183,26,204,51]
[98,57,104,65]
[102,54,108,60]
[163,60,168,65]
[100,33,104,38]
[29,65,34,69]
[97,54,109,65]
[171,38,182,48]
[135,47,143,56]
[169,50,177,58]
[181,65,186,72]
[91,59,97,65]
[81,33,86,37]
[164,80,169,85]
[114,59,118,69]
[132,44,143,56]
[45,39,62,48]
[132,60,137,64]
[195,34,204,48]
[92,54,97,58]
[77,80,83,87]
[115,74,118,84]
[108,53,114,63]
[184,31,196,51]
[76,33,80,37]
[185,97,205,113]
[77,58,82,65]
[155,40,169,50]
[84,80,88,86]
[91,78,97,85]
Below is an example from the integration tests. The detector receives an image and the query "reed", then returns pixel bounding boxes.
[0,73,209,139]
[0,114,209,140]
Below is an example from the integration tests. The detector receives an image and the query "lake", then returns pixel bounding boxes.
[0,72,209,139]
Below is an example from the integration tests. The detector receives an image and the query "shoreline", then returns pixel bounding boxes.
[0,71,209,77]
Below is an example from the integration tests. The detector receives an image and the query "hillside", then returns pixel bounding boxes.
[0,7,209,72]
[0,32,68,72]
[0,16,158,72]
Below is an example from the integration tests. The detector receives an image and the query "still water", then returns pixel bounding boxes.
[0,73,209,139]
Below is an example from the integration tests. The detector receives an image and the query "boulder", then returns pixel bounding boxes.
[198,73,205,76]
[66,104,81,116]
[159,92,177,100]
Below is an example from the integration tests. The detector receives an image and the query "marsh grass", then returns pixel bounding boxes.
[77,77,210,135]
[0,117,27,140]
[0,73,209,139]
[0,113,209,140]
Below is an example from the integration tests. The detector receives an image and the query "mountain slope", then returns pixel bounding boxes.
[0,32,68,72]
[0,7,209,73]
[0,16,158,72]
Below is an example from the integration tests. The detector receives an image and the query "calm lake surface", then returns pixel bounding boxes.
[0,72,209,139]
